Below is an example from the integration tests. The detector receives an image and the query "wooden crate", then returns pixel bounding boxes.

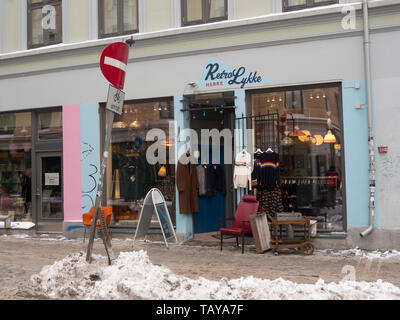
[249,213,271,253]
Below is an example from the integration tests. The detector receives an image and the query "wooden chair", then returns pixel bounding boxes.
[220,195,259,254]
[83,206,113,242]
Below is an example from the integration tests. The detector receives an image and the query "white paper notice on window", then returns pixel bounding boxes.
[45,173,59,186]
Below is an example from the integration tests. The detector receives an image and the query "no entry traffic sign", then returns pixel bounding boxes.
[100,42,130,90]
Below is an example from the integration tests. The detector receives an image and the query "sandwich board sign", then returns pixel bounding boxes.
[134,188,178,247]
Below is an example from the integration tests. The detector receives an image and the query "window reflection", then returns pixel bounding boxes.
[251,85,344,232]
[0,112,32,222]
[107,100,176,226]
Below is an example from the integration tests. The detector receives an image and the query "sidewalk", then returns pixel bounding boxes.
[0,233,399,299]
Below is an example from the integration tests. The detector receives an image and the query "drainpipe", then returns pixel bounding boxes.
[360,0,376,237]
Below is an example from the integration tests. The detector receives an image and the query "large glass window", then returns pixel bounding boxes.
[38,111,62,140]
[251,84,344,233]
[283,0,338,12]
[182,0,227,26]
[0,112,33,223]
[99,0,138,38]
[106,99,176,226]
[28,0,62,49]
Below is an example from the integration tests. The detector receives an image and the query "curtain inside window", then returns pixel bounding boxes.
[208,0,225,19]
[288,0,307,6]
[123,0,137,31]
[31,8,43,45]
[186,0,202,22]
[103,0,118,34]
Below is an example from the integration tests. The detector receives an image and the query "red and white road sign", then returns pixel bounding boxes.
[100,42,129,90]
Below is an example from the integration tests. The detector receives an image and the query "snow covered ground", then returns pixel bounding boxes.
[319,247,400,259]
[29,250,400,300]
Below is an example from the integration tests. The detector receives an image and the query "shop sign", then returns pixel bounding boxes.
[100,42,130,90]
[197,59,268,90]
[45,172,59,186]
[134,188,178,247]
[106,84,125,115]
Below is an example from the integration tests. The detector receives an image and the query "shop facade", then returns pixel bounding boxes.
[1,2,400,248]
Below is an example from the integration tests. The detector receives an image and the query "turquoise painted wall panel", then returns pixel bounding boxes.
[80,104,100,215]
[342,81,370,228]
[174,95,193,240]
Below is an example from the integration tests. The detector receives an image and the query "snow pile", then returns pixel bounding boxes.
[29,250,400,300]
[321,247,400,259]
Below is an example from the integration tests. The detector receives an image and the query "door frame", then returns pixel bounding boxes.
[34,151,64,222]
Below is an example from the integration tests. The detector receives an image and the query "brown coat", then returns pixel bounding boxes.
[176,155,199,214]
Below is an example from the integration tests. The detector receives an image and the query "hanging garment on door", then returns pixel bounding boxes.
[197,164,207,197]
[176,154,199,214]
[205,164,226,197]
[258,151,280,191]
[233,149,252,190]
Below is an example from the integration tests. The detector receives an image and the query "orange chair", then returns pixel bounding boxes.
[83,206,113,242]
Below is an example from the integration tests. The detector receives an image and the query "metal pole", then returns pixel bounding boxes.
[360,0,376,237]
[86,110,115,262]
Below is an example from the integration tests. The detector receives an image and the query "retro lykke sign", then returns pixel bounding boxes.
[100,42,130,90]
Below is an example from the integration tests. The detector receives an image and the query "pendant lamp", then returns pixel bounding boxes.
[323,130,336,143]
[290,125,305,137]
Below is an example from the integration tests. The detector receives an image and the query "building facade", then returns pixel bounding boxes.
[1,0,400,249]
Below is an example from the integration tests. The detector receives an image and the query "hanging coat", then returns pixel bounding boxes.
[176,155,199,214]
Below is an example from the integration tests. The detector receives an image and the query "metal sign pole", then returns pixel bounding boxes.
[86,109,115,263]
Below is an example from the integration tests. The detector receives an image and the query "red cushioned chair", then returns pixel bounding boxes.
[220,195,259,254]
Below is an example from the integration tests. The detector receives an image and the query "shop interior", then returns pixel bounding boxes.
[106,99,176,228]
[249,84,344,232]
[184,92,236,233]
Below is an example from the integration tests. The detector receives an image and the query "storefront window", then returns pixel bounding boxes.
[106,99,176,226]
[251,85,344,232]
[0,112,33,222]
[38,111,62,140]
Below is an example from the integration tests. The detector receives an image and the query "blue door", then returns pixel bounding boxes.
[194,145,226,234]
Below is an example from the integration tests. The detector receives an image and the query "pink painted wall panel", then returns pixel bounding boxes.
[62,105,82,221]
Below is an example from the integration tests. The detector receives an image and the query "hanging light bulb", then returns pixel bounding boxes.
[267,97,270,103]
[279,96,282,102]
[310,94,314,100]
[272,96,275,102]
[324,130,336,143]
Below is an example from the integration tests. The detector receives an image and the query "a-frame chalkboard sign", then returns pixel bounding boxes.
[134,188,178,247]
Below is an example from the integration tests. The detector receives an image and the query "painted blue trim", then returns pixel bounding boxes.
[80,104,100,216]
[66,225,87,232]
[234,89,246,205]
[174,95,193,241]
[342,80,371,228]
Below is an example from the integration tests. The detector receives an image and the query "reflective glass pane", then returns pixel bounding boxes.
[103,0,118,34]
[48,5,62,43]
[209,0,225,19]
[41,156,62,219]
[107,100,176,226]
[31,8,44,45]
[186,0,203,22]
[287,0,307,5]
[0,112,32,222]
[251,86,344,232]
[38,111,62,140]
[123,0,138,31]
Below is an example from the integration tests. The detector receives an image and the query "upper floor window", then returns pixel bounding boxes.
[181,0,227,27]
[283,0,338,12]
[99,0,138,38]
[28,0,62,49]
